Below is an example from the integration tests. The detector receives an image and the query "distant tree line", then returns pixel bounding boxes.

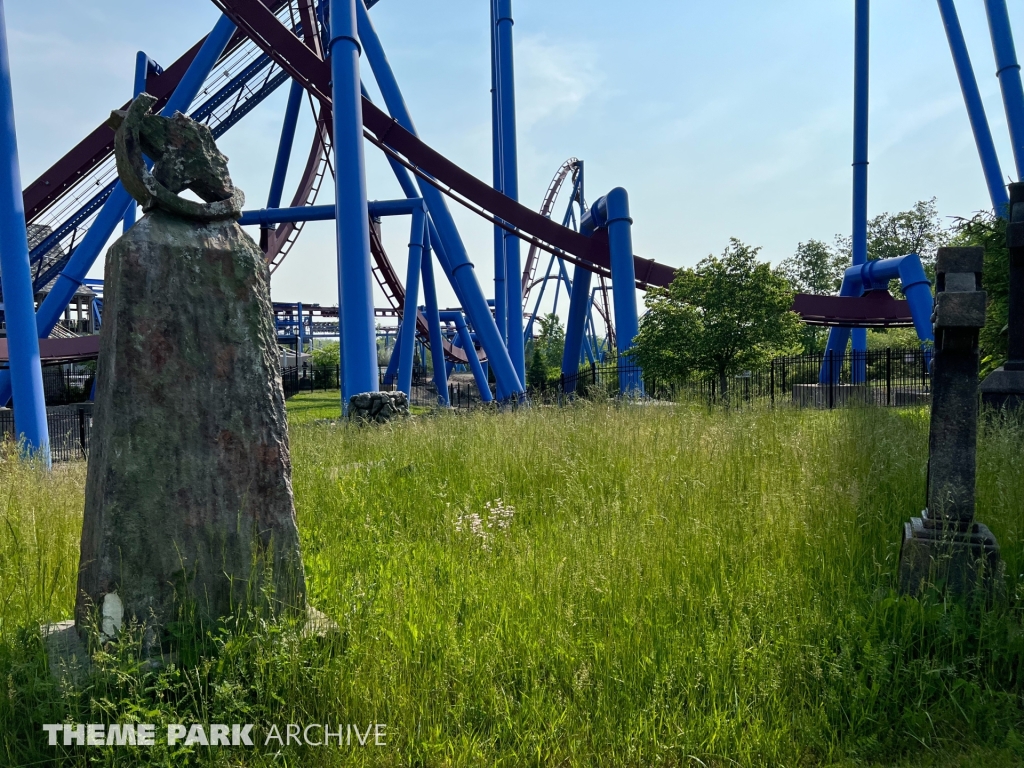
[629,198,1011,395]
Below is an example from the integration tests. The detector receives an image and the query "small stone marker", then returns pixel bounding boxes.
[898,247,1002,597]
[980,181,1024,410]
[73,95,306,649]
[348,391,410,423]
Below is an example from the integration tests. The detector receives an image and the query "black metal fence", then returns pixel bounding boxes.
[556,348,933,408]
[0,405,92,463]
[282,364,340,398]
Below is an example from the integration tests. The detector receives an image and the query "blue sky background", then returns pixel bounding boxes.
[6,1,1024,313]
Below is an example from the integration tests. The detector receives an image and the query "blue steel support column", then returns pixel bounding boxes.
[357,0,524,401]
[330,0,377,408]
[359,85,480,331]
[123,51,155,233]
[420,238,450,406]
[397,208,426,397]
[985,0,1024,178]
[297,301,305,357]
[383,333,400,385]
[0,0,48,463]
[605,188,641,394]
[495,0,525,387]
[938,0,1011,215]
[561,263,593,388]
[850,0,870,383]
[490,0,507,345]
[0,13,238,408]
[267,79,305,211]
[819,255,935,384]
[442,313,493,403]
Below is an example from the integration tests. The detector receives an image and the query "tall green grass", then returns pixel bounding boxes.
[0,399,1022,766]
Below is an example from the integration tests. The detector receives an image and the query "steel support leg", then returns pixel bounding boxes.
[420,238,450,406]
[561,262,593,388]
[985,0,1024,178]
[0,1,49,464]
[330,0,377,408]
[850,0,870,383]
[397,209,426,397]
[938,0,1010,215]
[605,188,641,394]
[357,1,523,400]
[490,0,507,344]
[495,0,525,385]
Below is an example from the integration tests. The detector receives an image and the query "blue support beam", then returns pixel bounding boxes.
[561,262,593,388]
[819,254,935,384]
[850,0,870,379]
[0,1,49,464]
[985,0,1024,178]
[938,0,1011,215]
[356,1,523,400]
[0,12,238,409]
[495,0,525,387]
[490,0,507,345]
[397,208,426,397]
[440,312,493,402]
[123,51,162,233]
[267,79,305,211]
[420,239,450,406]
[582,189,641,394]
[329,0,377,408]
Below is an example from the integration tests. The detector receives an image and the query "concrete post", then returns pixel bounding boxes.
[898,247,1002,598]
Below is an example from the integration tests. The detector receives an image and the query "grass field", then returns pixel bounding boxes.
[0,395,1023,766]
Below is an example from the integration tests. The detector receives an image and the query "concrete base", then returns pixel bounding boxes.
[45,603,338,683]
[979,367,1024,412]
[42,621,90,687]
[898,508,1003,599]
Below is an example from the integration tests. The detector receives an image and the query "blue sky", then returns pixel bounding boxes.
[6,1,1024,313]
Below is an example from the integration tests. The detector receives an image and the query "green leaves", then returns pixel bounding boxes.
[633,239,801,396]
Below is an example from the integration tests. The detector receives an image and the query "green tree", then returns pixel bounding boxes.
[778,239,846,295]
[778,239,847,354]
[949,211,1009,375]
[535,313,565,375]
[527,347,547,391]
[633,239,801,399]
[311,341,340,369]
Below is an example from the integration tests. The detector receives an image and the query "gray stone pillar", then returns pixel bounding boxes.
[898,247,1001,597]
[980,181,1024,409]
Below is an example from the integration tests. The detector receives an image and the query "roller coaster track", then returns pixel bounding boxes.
[26,1,673,362]
[20,2,307,297]
[521,157,579,304]
[266,107,333,273]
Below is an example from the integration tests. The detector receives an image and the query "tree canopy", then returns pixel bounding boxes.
[632,239,801,398]
[949,211,1009,375]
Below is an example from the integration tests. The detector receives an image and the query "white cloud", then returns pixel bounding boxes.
[514,35,601,130]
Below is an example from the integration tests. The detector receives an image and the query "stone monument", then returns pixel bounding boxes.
[74,95,306,647]
[980,182,1024,410]
[898,247,1002,597]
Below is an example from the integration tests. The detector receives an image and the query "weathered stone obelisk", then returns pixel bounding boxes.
[75,95,306,646]
[898,247,1001,598]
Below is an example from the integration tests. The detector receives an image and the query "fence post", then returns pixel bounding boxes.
[886,347,892,406]
[770,359,775,406]
[78,407,87,459]
[827,350,835,409]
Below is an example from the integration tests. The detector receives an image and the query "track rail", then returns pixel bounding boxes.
[521,158,579,303]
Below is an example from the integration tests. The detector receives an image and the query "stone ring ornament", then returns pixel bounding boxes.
[108,93,245,222]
